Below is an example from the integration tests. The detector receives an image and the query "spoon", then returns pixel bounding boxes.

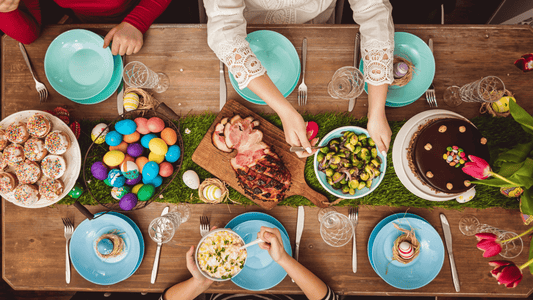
[239,238,264,250]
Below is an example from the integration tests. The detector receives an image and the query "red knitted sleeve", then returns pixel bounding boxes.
[0,0,41,44]
[122,0,171,34]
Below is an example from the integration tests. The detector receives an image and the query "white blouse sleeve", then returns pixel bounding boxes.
[348,0,394,86]
[204,0,267,89]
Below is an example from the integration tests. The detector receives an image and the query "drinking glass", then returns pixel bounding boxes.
[123,61,170,93]
[318,209,354,247]
[327,66,365,100]
[443,76,505,107]
[148,209,188,244]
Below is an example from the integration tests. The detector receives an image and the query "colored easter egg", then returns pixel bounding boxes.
[126,175,142,186]
[165,145,181,163]
[143,174,163,188]
[134,117,150,135]
[148,152,165,164]
[120,160,140,180]
[123,154,135,163]
[115,119,137,135]
[123,92,139,111]
[105,131,123,147]
[159,162,174,177]
[109,141,128,153]
[136,156,149,173]
[119,193,138,210]
[138,184,155,201]
[141,133,157,148]
[491,96,516,113]
[142,161,159,180]
[91,161,108,180]
[147,117,165,133]
[91,123,109,144]
[132,183,143,194]
[161,128,177,145]
[127,143,144,158]
[103,150,125,167]
[183,170,200,189]
[104,178,112,186]
[111,186,131,200]
[123,131,140,143]
[107,169,125,187]
[149,138,168,156]
[203,184,222,201]
[500,186,524,198]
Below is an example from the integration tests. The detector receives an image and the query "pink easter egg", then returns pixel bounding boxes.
[147,117,165,133]
[134,117,150,135]
[159,162,174,177]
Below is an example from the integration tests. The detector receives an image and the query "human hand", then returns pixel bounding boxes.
[185,226,217,287]
[258,226,289,263]
[279,109,318,158]
[103,22,143,56]
[367,111,391,154]
[0,0,20,12]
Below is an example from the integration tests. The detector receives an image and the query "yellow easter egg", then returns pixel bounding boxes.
[103,150,125,167]
[148,152,165,164]
[132,183,144,194]
[91,123,109,144]
[203,184,221,201]
[149,138,168,156]
[491,96,516,113]
[123,92,140,112]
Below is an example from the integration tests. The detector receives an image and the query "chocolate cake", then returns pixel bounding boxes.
[408,118,490,194]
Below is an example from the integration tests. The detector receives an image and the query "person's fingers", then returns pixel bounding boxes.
[186,246,195,269]
[118,42,129,56]
[298,131,312,154]
[374,136,387,154]
[125,44,134,56]
[258,242,270,250]
[103,28,116,49]
[110,38,121,56]
[210,226,217,231]
[132,43,142,54]
[310,137,319,147]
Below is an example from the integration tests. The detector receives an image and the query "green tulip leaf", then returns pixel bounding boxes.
[493,141,533,169]
[471,177,514,187]
[510,101,533,136]
[520,188,533,216]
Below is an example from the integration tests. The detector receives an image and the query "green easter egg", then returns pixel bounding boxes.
[138,184,155,201]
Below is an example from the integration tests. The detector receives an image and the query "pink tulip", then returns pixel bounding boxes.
[475,232,502,257]
[489,261,522,288]
[462,155,492,180]
[514,53,533,72]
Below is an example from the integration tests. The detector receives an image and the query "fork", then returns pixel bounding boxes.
[19,43,49,103]
[62,218,74,284]
[200,216,210,237]
[425,38,437,108]
[297,38,308,106]
[348,207,358,273]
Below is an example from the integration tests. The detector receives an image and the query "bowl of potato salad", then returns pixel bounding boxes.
[195,229,248,281]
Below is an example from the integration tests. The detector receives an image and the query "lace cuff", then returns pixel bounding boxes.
[361,38,394,86]
[216,36,266,90]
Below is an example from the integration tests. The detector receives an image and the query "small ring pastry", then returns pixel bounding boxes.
[13,184,40,207]
[15,159,42,184]
[0,152,8,170]
[3,143,25,167]
[23,138,48,161]
[41,155,66,179]
[6,122,30,144]
[0,129,9,151]
[0,172,18,194]
[39,178,64,201]
[27,114,52,138]
[45,131,71,155]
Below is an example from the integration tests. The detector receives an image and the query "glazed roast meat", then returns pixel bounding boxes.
[211,115,291,202]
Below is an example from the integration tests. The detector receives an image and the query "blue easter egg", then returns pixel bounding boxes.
[105,131,123,147]
[107,169,126,187]
[104,178,112,186]
[165,145,181,163]
[143,174,163,188]
[141,133,157,148]
[115,119,137,135]
[142,161,159,180]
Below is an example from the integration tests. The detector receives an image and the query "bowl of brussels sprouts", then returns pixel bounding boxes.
[313,126,387,199]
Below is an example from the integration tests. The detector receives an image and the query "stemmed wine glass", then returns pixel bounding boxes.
[443,76,505,107]
[318,208,354,247]
[123,61,170,93]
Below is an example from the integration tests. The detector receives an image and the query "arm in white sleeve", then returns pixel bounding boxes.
[204,0,266,89]
[349,0,394,86]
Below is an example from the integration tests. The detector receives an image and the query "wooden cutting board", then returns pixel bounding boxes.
[192,99,329,209]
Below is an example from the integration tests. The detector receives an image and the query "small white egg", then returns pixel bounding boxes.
[183,170,200,189]
[455,187,476,203]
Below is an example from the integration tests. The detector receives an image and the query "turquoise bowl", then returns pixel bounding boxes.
[45,29,113,100]
[359,32,436,107]
[229,30,301,105]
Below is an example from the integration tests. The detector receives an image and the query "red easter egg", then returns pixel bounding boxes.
[161,127,177,145]
[135,156,149,173]
[123,131,140,143]
[159,162,174,177]
[134,117,150,135]
[147,117,165,133]
[109,141,128,153]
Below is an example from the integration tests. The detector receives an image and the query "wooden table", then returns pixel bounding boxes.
[3,24,533,297]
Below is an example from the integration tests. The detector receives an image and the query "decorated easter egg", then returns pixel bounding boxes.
[91,123,109,144]
[455,187,476,204]
[105,131,123,147]
[165,145,181,163]
[115,119,137,135]
[141,133,157,148]
[183,170,200,189]
[501,186,524,198]
[149,138,168,156]
[126,175,142,186]
[107,169,125,187]
[161,128,177,145]
[148,152,165,164]
[159,162,174,177]
[142,161,159,180]
[120,160,140,180]
[143,174,163,188]
[132,183,143,194]
[134,117,150,135]
[306,121,319,141]
[138,184,155,201]
[127,142,144,158]
[123,92,140,112]
[111,186,131,200]
[491,96,516,113]
[119,193,138,210]
[123,131,141,143]
[109,141,128,153]
[91,161,108,180]
[104,178,112,186]
[136,156,149,173]
[203,184,222,201]
[123,154,135,163]
[103,150,125,167]
[147,117,165,133]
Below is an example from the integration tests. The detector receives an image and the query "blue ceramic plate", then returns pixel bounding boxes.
[70,213,141,285]
[359,32,435,107]
[229,30,301,105]
[68,54,123,105]
[371,217,444,290]
[45,29,114,100]
[226,219,292,291]
[313,126,387,199]
[225,212,289,238]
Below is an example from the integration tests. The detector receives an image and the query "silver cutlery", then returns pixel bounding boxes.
[151,206,169,284]
[200,215,210,237]
[440,213,460,292]
[289,146,322,152]
[297,38,308,106]
[348,33,360,112]
[425,38,437,107]
[348,207,358,273]
[62,218,74,284]
[239,238,264,250]
[116,80,125,115]
[219,61,227,111]
[19,42,48,103]
[293,206,305,282]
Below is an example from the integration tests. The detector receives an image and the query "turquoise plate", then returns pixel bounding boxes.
[359,32,435,107]
[70,213,141,285]
[371,217,444,290]
[68,54,123,105]
[229,30,301,105]
[45,29,113,100]
[225,212,289,238]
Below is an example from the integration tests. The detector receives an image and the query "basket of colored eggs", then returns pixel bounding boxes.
[82,108,183,211]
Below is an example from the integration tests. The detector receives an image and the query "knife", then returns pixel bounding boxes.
[440,213,460,292]
[348,33,360,112]
[151,206,169,284]
[117,79,124,115]
[294,206,305,262]
[219,61,226,111]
